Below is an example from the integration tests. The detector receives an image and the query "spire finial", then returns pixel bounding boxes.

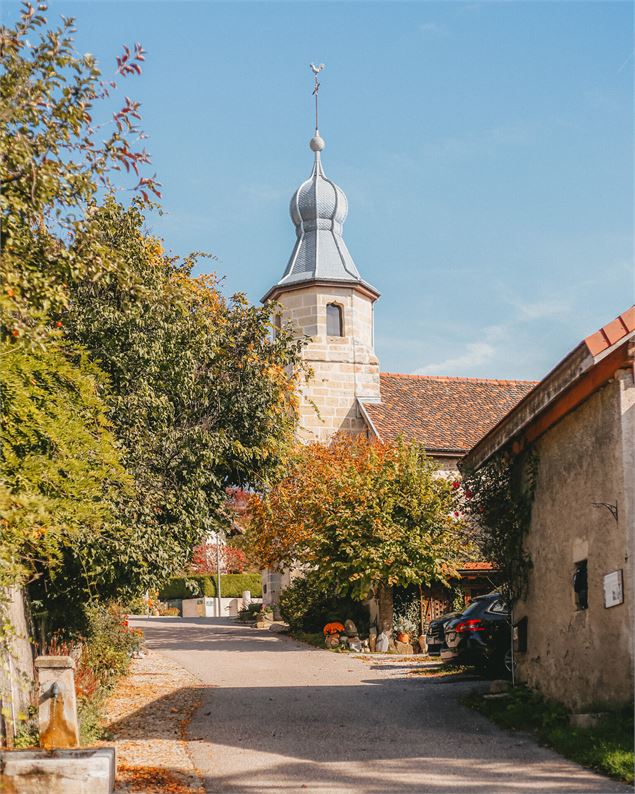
[309,63,326,153]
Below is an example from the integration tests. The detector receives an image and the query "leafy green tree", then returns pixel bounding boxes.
[1,5,305,625]
[29,200,304,620]
[247,436,470,630]
[1,2,156,346]
[0,3,155,596]
[0,344,129,589]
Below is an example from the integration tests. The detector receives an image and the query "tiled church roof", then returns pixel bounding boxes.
[361,373,537,453]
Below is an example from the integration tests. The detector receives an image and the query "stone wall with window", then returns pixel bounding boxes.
[513,369,634,711]
[274,284,380,442]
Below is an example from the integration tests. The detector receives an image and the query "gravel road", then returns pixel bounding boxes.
[132,617,630,794]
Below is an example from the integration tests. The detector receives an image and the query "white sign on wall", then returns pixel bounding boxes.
[603,570,624,608]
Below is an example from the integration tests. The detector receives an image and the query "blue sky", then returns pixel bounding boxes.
[11,1,634,379]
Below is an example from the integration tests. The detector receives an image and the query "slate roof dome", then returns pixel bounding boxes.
[262,133,379,302]
[290,152,348,235]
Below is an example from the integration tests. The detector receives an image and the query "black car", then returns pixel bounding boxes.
[441,593,511,674]
[425,611,461,656]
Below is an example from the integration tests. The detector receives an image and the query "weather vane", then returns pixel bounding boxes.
[310,63,325,132]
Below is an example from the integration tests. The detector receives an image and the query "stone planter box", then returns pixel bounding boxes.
[0,747,115,794]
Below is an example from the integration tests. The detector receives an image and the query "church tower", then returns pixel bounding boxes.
[262,88,380,442]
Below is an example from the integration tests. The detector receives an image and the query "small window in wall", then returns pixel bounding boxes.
[326,303,343,337]
[573,560,588,610]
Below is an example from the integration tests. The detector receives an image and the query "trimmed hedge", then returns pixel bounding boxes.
[219,573,262,598]
[158,576,214,600]
[159,573,262,600]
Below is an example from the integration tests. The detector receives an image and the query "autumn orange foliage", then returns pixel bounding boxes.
[247,435,471,602]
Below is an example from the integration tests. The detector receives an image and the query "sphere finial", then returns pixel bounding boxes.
[310,134,325,152]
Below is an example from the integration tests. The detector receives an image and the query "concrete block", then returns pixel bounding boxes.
[569,712,606,729]
[0,747,115,794]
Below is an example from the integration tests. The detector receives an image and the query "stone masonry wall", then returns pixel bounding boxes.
[275,284,380,443]
[514,371,634,711]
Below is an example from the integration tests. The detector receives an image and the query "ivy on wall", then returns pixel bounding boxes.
[461,448,538,603]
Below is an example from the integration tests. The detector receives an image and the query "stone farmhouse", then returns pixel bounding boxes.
[463,307,634,710]
[260,128,534,610]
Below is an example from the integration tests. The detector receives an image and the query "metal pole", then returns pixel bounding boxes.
[216,533,222,618]
[510,604,515,687]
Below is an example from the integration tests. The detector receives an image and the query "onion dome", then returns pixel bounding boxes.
[262,133,379,301]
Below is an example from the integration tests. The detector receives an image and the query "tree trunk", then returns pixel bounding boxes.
[377,583,393,635]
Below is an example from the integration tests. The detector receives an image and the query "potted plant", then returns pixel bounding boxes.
[393,615,417,644]
[323,621,345,648]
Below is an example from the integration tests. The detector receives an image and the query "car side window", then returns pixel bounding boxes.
[488,599,508,614]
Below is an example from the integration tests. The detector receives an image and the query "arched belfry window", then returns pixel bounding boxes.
[326,303,343,337]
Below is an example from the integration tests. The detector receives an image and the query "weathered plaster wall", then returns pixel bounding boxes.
[1,587,35,743]
[515,370,634,711]
[275,285,380,442]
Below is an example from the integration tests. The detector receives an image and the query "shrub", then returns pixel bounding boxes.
[81,603,143,689]
[238,602,265,622]
[279,575,369,633]
[122,595,150,615]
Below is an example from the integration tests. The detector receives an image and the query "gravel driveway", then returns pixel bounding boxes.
[132,617,630,794]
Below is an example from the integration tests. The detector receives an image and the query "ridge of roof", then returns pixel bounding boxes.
[381,372,539,386]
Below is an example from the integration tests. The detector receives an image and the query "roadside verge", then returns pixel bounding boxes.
[101,648,204,793]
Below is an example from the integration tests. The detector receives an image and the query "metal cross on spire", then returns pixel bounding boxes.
[310,63,325,132]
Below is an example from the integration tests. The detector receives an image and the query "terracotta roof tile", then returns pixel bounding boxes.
[584,305,635,357]
[620,306,635,333]
[363,373,537,453]
[459,562,495,571]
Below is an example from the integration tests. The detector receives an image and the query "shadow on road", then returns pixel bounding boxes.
[107,681,629,793]
[122,618,629,793]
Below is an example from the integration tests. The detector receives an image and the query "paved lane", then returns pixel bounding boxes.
[132,617,630,794]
